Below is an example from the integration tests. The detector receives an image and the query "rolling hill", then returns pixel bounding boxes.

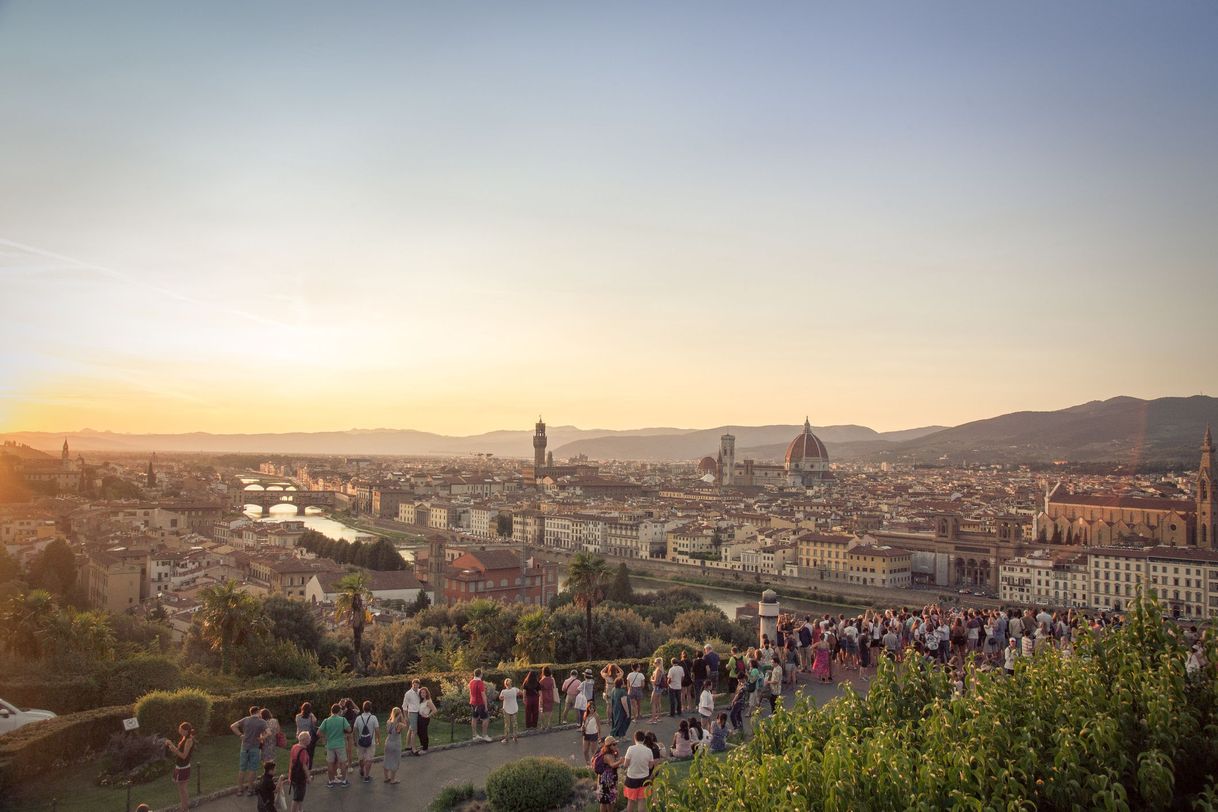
[870,396,1218,465]
[3,396,1210,465]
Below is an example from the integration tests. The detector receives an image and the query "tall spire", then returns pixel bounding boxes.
[1204,425,1214,451]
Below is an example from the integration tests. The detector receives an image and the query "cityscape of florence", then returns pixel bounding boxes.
[1,2,1217,811]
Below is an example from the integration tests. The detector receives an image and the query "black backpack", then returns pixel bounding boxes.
[356,713,374,748]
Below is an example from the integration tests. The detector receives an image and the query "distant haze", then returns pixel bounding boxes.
[1,4,1215,434]
[5,396,1216,466]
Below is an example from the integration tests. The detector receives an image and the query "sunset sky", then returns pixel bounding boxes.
[2,2,1216,435]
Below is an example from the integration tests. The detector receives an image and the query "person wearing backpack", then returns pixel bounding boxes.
[287,730,311,811]
[353,700,379,783]
[593,737,622,812]
[560,669,582,724]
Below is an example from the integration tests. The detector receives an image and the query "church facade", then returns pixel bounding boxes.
[1033,428,1214,549]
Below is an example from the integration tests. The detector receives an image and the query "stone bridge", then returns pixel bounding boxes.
[239,489,338,513]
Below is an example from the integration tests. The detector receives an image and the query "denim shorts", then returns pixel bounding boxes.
[239,747,262,772]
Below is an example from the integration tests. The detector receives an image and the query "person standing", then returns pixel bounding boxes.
[666,658,684,717]
[626,662,645,721]
[581,669,597,719]
[561,669,582,724]
[382,707,403,784]
[765,657,783,713]
[698,682,714,723]
[600,662,624,719]
[677,651,692,710]
[725,647,740,695]
[259,708,280,768]
[294,703,318,768]
[340,699,358,770]
[728,681,746,735]
[469,668,491,742]
[521,669,540,729]
[690,651,707,702]
[353,700,379,783]
[499,678,522,743]
[703,645,720,694]
[610,676,631,739]
[418,687,437,753]
[539,666,557,731]
[317,703,351,788]
[574,681,591,725]
[287,731,311,811]
[622,730,655,812]
[649,658,665,724]
[253,761,283,812]
[401,678,422,756]
[594,737,623,812]
[580,702,601,762]
[230,706,268,797]
[162,722,195,812]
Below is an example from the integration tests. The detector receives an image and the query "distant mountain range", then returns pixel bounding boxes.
[862,396,1218,466]
[2,396,1214,465]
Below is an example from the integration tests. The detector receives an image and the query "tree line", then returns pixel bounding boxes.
[295,529,407,570]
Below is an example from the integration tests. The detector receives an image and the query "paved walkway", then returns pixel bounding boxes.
[191,670,867,812]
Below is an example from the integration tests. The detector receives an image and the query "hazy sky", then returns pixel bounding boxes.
[2,2,1216,435]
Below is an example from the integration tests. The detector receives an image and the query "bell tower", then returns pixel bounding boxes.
[719,432,735,487]
[428,534,448,607]
[533,416,547,481]
[1198,427,1214,548]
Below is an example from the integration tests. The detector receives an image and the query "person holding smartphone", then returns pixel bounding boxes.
[162,722,195,812]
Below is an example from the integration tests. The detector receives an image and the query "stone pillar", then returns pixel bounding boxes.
[758,588,779,647]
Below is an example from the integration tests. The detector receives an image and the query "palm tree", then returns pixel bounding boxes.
[334,571,372,671]
[513,607,556,663]
[566,553,610,660]
[199,581,265,673]
[48,608,115,662]
[0,589,56,657]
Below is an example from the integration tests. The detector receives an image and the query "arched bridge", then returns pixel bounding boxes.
[240,490,338,513]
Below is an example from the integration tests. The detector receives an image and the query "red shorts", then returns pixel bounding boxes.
[624,784,650,801]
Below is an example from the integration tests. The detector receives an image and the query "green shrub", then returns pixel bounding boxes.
[102,654,182,705]
[0,674,103,713]
[429,781,477,811]
[651,638,702,669]
[134,688,212,738]
[485,757,575,812]
[240,639,320,682]
[653,592,1218,810]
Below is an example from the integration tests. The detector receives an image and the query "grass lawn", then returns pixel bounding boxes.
[9,711,540,812]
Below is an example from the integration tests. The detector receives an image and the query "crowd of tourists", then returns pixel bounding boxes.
[152,601,1209,812]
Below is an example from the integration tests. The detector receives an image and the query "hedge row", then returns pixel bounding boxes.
[0,655,182,713]
[0,657,617,790]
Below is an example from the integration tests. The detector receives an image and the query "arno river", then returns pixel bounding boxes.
[245,506,861,619]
